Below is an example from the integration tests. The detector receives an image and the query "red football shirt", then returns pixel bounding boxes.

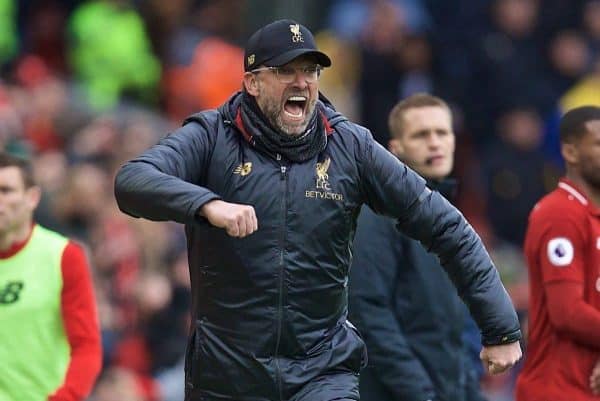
[516,178,600,401]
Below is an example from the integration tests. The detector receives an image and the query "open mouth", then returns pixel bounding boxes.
[284,95,307,119]
[426,155,445,165]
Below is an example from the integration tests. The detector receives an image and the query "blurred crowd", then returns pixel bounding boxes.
[2,0,600,400]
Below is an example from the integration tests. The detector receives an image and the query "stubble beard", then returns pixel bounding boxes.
[581,164,600,190]
[258,96,317,137]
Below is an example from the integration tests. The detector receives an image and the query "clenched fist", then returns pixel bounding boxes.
[200,200,258,238]
[480,341,522,375]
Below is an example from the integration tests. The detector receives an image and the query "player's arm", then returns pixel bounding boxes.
[349,209,436,401]
[537,216,600,348]
[546,282,600,348]
[48,242,102,401]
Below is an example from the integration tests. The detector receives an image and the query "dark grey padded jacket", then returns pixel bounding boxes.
[114,92,520,401]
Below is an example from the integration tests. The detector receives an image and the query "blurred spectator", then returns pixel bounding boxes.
[421,0,489,111]
[356,0,409,144]
[327,0,430,41]
[21,72,70,152]
[351,0,435,145]
[31,150,69,231]
[537,30,591,166]
[535,0,584,38]
[90,367,147,401]
[156,357,185,401]
[315,30,361,120]
[5,59,92,156]
[0,84,26,155]
[18,0,76,75]
[68,116,120,165]
[161,0,245,67]
[546,30,591,99]
[67,0,161,110]
[543,58,600,167]
[108,268,188,400]
[160,0,246,120]
[467,0,555,144]
[0,0,18,67]
[54,162,113,240]
[114,110,172,167]
[561,59,600,109]
[396,33,434,98]
[163,37,244,120]
[481,106,560,246]
[582,0,600,58]
[136,0,192,61]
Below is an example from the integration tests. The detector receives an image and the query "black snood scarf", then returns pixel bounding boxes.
[239,92,326,162]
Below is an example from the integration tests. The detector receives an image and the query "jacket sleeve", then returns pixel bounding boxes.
[349,208,436,401]
[114,118,221,224]
[356,130,521,345]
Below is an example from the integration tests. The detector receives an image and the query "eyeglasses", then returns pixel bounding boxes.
[250,65,322,84]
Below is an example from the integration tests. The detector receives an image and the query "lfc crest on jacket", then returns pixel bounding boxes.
[316,157,331,190]
[306,157,344,201]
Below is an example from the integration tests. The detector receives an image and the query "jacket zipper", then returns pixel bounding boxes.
[274,156,287,401]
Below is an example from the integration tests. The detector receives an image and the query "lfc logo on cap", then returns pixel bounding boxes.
[289,24,304,43]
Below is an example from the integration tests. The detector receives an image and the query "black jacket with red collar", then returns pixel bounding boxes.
[114,91,520,401]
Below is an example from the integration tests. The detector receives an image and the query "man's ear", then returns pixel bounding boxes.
[388,138,404,158]
[243,73,260,96]
[561,142,578,165]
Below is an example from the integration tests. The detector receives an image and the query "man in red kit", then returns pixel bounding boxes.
[0,152,102,401]
[516,105,600,401]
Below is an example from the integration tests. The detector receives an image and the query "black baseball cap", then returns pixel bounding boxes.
[244,19,332,72]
